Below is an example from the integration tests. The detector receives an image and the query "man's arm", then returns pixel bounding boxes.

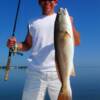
[7,30,32,52]
[70,16,80,46]
[17,31,32,51]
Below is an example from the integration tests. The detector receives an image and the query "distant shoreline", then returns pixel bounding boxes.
[0,66,27,69]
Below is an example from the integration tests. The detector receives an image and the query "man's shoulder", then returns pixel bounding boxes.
[28,18,39,26]
[28,16,41,24]
[28,13,57,27]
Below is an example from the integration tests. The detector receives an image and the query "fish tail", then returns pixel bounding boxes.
[58,80,72,100]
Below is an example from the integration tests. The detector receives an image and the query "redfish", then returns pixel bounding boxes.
[54,8,75,100]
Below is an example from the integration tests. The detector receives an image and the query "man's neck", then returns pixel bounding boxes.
[42,11,54,16]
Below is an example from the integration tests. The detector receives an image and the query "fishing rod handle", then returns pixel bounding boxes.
[4,53,11,80]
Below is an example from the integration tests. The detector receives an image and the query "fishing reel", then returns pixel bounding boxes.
[9,43,23,56]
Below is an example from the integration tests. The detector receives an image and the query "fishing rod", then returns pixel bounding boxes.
[4,0,22,81]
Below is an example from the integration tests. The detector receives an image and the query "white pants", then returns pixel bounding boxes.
[22,69,61,100]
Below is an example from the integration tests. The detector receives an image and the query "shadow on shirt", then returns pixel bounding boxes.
[30,43,54,66]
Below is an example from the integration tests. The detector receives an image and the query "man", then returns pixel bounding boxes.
[7,0,80,100]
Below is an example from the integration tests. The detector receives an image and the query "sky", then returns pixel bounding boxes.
[0,0,100,67]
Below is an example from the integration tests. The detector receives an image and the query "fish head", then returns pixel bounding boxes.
[56,8,71,34]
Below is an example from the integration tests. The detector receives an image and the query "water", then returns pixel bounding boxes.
[71,66,100,100]
[0,66,100,100]
[0,68,26,100]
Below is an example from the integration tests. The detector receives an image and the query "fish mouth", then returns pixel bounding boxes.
[58,8,63,14]
[58,8,67,15]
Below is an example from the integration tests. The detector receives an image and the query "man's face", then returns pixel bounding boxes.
[39,0,57,15]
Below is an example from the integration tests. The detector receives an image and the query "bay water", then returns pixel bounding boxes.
[0,66,100,100]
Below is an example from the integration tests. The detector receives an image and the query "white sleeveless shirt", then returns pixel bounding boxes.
[27,13,57,72]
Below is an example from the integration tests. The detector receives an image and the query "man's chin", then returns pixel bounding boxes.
[43,10,52,15]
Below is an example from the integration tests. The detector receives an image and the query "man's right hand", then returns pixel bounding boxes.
[7,37,17,49]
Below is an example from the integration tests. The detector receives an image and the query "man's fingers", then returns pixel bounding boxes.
[7,37,17,48]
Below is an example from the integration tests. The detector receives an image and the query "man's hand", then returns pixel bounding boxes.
[7,37,17,48]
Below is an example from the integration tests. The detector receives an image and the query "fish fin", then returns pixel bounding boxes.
[70,64,76,76]
[64,31,71,40]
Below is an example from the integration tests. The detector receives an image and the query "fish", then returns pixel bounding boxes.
[54,8,75,100]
